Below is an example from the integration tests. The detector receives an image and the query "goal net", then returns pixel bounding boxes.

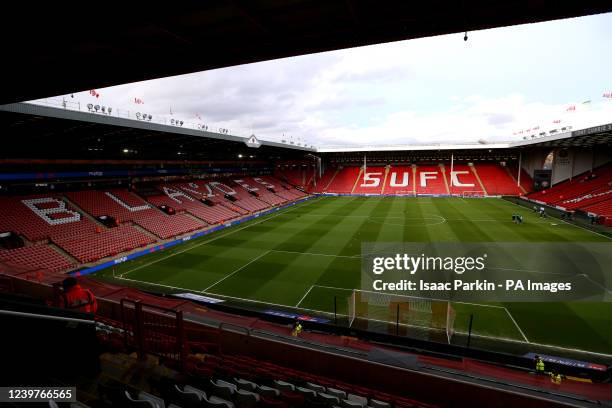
[461,190,485,198]
[347,289,456,344]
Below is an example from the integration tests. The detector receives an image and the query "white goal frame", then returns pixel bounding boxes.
[347,289,456,344]
[461,190,486,198]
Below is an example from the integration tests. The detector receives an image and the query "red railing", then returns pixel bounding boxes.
[120,298,186,369]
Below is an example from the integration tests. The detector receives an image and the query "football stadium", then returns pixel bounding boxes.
[1,2,612,408]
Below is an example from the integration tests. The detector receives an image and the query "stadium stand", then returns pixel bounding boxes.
[225,180,273,212]
[0,194,155,263]
[310,167,339,193]
[444,164,483,195]
[585,200,612,223]
[384,166,414,195]
[415,165,448,195]
[312,163,532,196]
[242,177,287,206]
[0,175,309,271]
[257,175,307,200]
[55,224,155,263]
[169,180,251,216]
[66,189,206,239]
[148,184,241,225]
[557,185,612,211]
[0,244,74,273]
[508,165,533,194]
[528,163,612,219]
[474,164,524,195]
[278,167,306,187]
[353,166,386,194]
[325,166,361,194]
[0,195,99,242]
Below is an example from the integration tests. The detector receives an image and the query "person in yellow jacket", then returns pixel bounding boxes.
[534,355,545,374]
[550,370,563,385]
[291,319,303,337]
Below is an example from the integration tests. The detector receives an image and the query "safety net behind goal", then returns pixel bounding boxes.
[347,289,455,344]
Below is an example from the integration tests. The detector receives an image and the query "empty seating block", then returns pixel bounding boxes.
[67,189,205,239]
[353,167,386,194]
[55,224,155,263]
[148,185,240,225]
[311,167,339,193]
[529,164,612,206]
[325,167,361,193]
[0,195,98,242]
[0,244,74,272]
[415,166,447,195]
[135,213,205,239]
[277,168,306,187]
[444,165,480,195]
[528,163,612,218]
[224,181,270,212]
[474,164,523,195]
[384,166,413,195]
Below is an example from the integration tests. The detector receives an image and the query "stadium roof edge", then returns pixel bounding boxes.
[317,143,513,153]
[316,123,612,152]
[3,2,612,104]
[0,102,315,153]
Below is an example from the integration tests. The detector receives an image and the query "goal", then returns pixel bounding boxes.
[347,289,456,344]
[461,190,485,198]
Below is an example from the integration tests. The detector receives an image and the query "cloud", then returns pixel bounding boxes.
[42,12,612,148]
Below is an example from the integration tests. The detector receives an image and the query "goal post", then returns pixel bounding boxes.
[347,289,456,344]
[446,300,456,344]
[461,190,485,198]
[347,290,356,328]
[302,285,524,343]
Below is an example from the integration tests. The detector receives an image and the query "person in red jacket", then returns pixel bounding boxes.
[60,277,98,313]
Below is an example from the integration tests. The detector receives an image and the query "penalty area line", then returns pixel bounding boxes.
[202,250,271,292]
[295,285,315,307]
[504,307,529,343]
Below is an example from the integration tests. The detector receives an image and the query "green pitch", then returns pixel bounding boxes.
[97,196,612,359]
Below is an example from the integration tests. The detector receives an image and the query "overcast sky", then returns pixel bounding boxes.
[43,12,612,147]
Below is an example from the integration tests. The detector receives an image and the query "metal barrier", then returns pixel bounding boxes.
[120,299,186,369]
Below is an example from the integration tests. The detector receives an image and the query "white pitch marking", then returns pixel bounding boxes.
[504,307,529,343]
[113,275,612,358]
[295,285,315,307]
[202,250,271,292]
[271,249,360,259]
[120,196,321,277]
